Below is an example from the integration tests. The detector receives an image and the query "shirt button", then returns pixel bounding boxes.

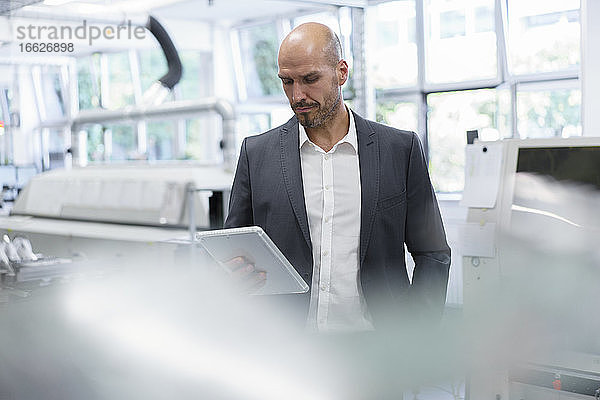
[323,250,329,256]
[320,285,326,292]
[325,216,330,223]
[324,155,330,160]
[324,185,330,190]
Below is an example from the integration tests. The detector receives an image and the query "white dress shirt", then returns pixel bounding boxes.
[299,109,374,333]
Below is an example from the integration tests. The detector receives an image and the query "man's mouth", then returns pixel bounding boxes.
[294,105,316,113]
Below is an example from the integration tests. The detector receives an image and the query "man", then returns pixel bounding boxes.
[225,22,450,332]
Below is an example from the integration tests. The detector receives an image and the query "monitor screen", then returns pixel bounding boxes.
[516,146,600,190]
[510,145,600,355]
[511,145,600,242]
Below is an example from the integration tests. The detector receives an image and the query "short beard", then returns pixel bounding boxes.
[297,87,342,129]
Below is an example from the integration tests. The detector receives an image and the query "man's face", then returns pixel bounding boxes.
[277,52,346,129]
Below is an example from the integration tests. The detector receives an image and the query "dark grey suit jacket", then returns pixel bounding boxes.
[224,111,450,327]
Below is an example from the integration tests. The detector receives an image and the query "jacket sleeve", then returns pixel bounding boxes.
[224,138,253,228]
[404,132,451,320]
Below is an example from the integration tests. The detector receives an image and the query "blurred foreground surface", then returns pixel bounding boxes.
[1,174,599,399]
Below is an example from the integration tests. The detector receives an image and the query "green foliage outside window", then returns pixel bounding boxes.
[77,54,101,110]
[239,24,280,97]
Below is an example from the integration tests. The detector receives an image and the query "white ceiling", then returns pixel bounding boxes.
[10,0,371,27]
[151,0,334,24]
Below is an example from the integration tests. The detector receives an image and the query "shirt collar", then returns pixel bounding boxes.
[298,106,358,153]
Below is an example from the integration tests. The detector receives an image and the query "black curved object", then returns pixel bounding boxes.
[146,15,183,89]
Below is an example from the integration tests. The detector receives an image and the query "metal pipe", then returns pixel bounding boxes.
[70,97,237,170]
[146,15,182,90]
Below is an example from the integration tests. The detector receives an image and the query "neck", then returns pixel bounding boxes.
[305,102,349,152]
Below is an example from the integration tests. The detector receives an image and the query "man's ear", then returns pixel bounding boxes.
[337,60,349,86]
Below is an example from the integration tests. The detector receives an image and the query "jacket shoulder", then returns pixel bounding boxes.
[243,117,295,153]
[357,115,417,150]
[371,120,414,140]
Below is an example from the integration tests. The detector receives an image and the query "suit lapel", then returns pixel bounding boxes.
[354,111,379,267]
[280,117,312,251]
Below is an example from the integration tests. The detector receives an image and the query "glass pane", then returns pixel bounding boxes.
[77,54,101,110]
[47,129,65,153]
[185,115,222,162]
[238,23,280,98]
[517,88,581,138]
[367,1,418,89]
[147,121,176,160]
[270,106,294,127]
[475,5,494,33]
[86,125,104,162]
[107,52,135,109]
[440,10,466,38]
[236,113,271,150]
[425,0,497,84]
[38,66,65,119]
[428,89,506,192]
[507,0,580,74]
[178,51,213,100]
[108,124,136,161]
[139,49,167,94]
[376,100,418,133]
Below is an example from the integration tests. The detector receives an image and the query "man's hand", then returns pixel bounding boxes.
[223,256,267,293]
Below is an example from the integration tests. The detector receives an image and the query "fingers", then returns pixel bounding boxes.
[223,256,267,293]
[242,270,267,293]
[233,263,255,278]
[225,256,254,276]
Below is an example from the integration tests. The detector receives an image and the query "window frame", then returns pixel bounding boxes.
[371,0,580,194]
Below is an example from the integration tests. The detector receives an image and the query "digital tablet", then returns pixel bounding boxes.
[195,226,309,295]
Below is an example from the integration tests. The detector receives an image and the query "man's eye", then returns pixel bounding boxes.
[305,77,318,83]
[282,79,292,85]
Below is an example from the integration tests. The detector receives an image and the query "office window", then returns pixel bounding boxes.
[147,121,177,160]
[185,115,222,163]
[236,113,270,148]
[107,52,135,109]
[368,1,418,89]
[37,66,65,119]
[107,124,136,161]
[376,99,419,133]
[425,0,497,84]
[517,87,581,138]
[138,49,167,94]
[86,124,104,162]
[474,6,494,33]
[440,10,466,38]
[178,51,213,100]
[427,89,508,192]
[237,23,280,98]
[77,54,102,110]
[507,0,580,74]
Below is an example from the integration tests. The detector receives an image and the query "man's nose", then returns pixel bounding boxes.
[292,83,306,103]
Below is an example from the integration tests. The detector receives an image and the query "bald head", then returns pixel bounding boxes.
[279,22,342,67]
[277,22,348,130]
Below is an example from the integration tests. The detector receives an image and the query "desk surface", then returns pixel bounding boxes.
[0,215,188,243]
